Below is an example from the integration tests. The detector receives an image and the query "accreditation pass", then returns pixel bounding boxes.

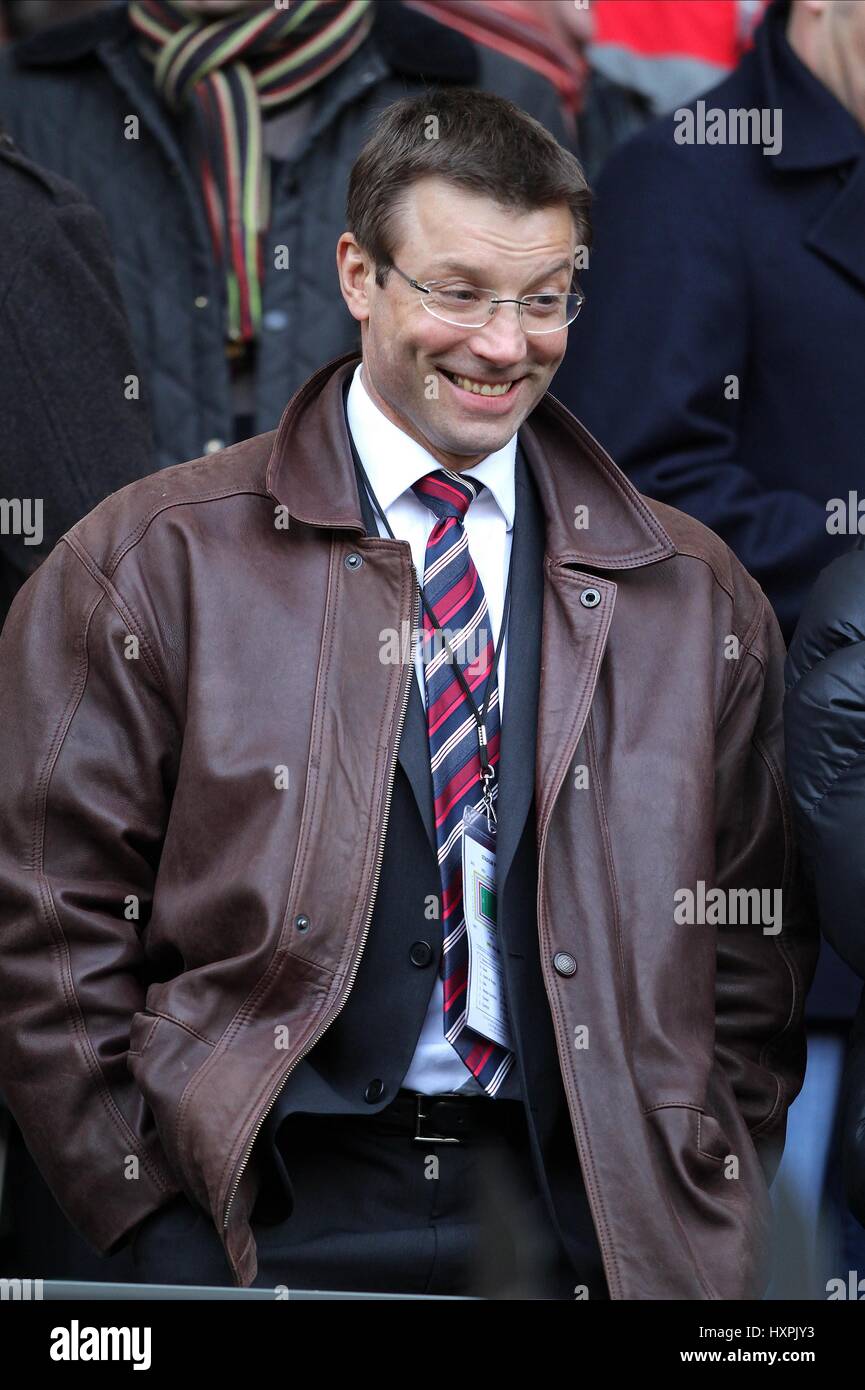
[461,807,514,1050]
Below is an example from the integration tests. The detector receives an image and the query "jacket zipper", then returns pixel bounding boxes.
[221,575,420,1249]
[535,562,617,1297]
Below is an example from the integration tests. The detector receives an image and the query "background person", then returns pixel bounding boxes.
[0,0,574,471]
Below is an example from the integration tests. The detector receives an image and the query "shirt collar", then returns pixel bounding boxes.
[346,361,516,530]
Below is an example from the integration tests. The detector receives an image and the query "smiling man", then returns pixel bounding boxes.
[0,87,817,1300]
[337,174,577,469]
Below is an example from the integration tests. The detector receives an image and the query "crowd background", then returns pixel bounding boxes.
[0,0,862,1302]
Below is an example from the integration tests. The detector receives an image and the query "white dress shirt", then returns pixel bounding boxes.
[345,361,516,1094]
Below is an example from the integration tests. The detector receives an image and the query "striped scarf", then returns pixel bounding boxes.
[129,0,374,342]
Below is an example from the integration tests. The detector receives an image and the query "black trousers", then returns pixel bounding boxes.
[130,1093,605,1299]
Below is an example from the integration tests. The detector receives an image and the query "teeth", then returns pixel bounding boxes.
[446,371,514,397]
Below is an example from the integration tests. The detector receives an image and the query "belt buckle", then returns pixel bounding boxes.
[412,1093,462,1145]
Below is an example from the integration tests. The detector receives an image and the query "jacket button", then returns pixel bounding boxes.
[194,295,209,309]
[262,309,289,332]
[409,940,433,967]
[580,588,601,608]
[364,1079,385,1103]
[553,951,577,977]
[295,914,311,933]
[204,438,225,453]
[345,552,363,570]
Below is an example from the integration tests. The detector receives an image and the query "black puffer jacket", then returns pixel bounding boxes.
[785,540,865,1225]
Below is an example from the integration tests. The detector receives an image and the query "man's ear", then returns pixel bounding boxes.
[336,233,372,325]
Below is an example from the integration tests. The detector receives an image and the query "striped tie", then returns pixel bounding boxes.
[410,468,515,1097]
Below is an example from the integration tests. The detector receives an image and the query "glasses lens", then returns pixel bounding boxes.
[425,285,493,327]
[522,293,583,333]
[422,287,583,332]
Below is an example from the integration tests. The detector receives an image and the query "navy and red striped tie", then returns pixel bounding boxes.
[410,468,515,1096]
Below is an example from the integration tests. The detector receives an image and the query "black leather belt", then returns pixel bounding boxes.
[371,1089,528,1146]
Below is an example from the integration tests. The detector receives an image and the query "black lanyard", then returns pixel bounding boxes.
[351,449,513,811]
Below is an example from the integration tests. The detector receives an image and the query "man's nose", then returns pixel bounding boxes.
[466,301,530,362]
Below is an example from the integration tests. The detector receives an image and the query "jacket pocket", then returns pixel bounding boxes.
[126,1011,218,1207]
[644,1102,734,1176]
[127,1010,161,1057]
[643,1101,771,1299]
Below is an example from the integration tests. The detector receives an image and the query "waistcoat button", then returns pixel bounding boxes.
[553,951,577,977]
[364,1079,385,1103]
[409,940,433,967]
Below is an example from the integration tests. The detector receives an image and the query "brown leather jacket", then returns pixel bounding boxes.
[0,351,817,1297]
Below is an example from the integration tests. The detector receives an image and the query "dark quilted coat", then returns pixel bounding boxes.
[785,541,865,1227]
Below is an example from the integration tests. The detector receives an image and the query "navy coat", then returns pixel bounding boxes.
[557,0,865,648]
[556,0,865,1019]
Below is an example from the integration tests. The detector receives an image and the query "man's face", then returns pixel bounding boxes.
[827,0,865,129]
[791,0,865,130]
[337,177,577,472]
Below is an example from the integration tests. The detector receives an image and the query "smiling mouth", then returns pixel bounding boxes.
[438,368,519,397]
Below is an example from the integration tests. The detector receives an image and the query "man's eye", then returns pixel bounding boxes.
[438,286,483,304]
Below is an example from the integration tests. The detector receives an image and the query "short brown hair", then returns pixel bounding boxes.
[345,86,591,288]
